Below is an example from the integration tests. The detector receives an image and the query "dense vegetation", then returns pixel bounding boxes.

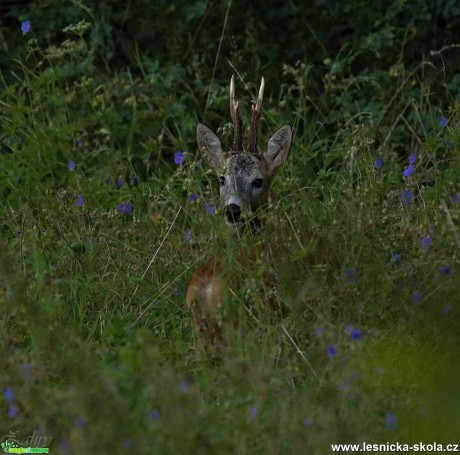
[1,1,459,453]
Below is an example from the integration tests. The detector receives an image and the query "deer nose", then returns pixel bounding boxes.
[224,203,241,224]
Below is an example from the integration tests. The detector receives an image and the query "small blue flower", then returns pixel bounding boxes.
[385,411,398,430]
[421,235,432,251]
[346,268,356,284]
[149,409,160,421]
[409,152,417,164]
[185,229,192,242]
[374,157,383,169]
[8,405,18,419]
[75,416,87,429]
[116,177,123,190]
[326,344,337,359]
[315,326,323,337]
[189,193,197,202]
[4,388,14,404]
[205,203,216,215]
[403,164,415,178]
[451,193,460,204]
[411,293,422,305]
[248,406,257,422]
[76,194,85,207]
[123,439,134,448]
[442,305,452,315]
[174,284,185,297]
[439,265,451,276]
[393,253,401,265]
[302,418,313,427]
[58,438,71,452]
[68,160,75,171]
[21,362,32,381]
[179,379,189,393]
[174,151,184,165]
[21,20,31,33]
[400,189,413,204]
[350,328,362,340]
[439,116,447,128]
[117,202,133,214]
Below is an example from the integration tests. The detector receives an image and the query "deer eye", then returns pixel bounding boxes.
[219,176,225,187]
[252,178,264,189]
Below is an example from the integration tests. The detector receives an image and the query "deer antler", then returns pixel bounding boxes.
[248,77,265,156]
[230,75,243,153]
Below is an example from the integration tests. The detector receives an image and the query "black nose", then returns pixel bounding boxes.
[224,204,241,223]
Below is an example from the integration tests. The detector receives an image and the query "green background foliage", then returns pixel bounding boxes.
[0,1,459,453]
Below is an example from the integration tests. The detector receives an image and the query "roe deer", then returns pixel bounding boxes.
[186,76,292,348]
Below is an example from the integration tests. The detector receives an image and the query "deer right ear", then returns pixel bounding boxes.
[196,123,224,172]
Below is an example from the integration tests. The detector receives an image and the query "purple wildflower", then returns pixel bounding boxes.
[346,268,356,284]
[302,418,313,427]
[179,379,189,393]
[123,439,134,448]
[21,20,31,33]
[116,177,123,190]
[409,152,417,164]
[403,164,415,178]
[75,417,87,429]
[205,203,216,215]
[185,229,192,242]
[68,160,75,171]
[400,189,413,204]
[174,285,185,297]
[315,326,323,337]
[189,193,197,202]
[374,157,383,169]
[439,265,451,276]
[393,253,401,265]
[174,151,184,165]
[421,235,432,251]
[350,328,362,340]
[21,362,32,381]
[385,411,398,430]
[4,388,14,404]
[117,202,133,214]
[411,293,422,305]
[248,406,257,422]
[8,405,18,419]
[439,116,447,128]
[327,344,337,359]
[442,305,451,315]
[76,194,85,207]
[149,409,160,421]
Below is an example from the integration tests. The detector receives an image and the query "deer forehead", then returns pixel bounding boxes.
[223,154,265,180]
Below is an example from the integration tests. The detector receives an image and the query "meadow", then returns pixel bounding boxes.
[0,2,459,453]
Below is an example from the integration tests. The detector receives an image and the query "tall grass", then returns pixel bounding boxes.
[1,20,459,454]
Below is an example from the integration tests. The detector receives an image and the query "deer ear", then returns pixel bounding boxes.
[264,124,292,176]
[196,123,224,172]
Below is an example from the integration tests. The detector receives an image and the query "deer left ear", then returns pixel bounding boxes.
[264,124,292,176]
[196,123,224,172]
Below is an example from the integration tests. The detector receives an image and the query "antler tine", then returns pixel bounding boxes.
[248,77,265,155]
[230,75,243,152]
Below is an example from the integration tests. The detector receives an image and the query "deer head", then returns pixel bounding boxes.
[196,76,292,228]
